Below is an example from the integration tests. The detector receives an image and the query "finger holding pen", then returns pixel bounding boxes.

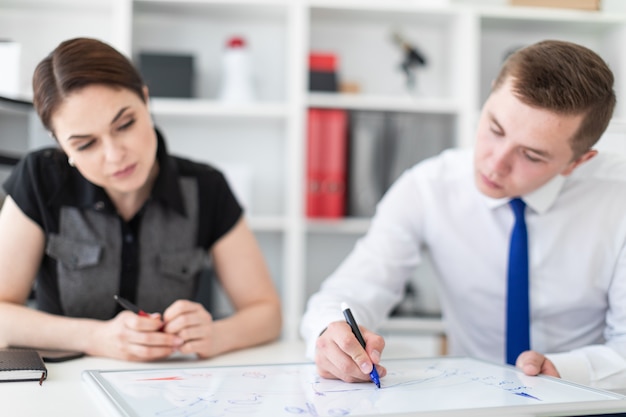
[84,296,181,361]
[314,307,386,384]
[114,295,165,332]
[341,302,382,388]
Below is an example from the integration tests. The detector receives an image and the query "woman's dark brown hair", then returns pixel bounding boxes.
[32,37,146,134]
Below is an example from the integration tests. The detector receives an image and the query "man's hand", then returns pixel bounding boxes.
[516,350,561,377]
[314,320,386,383]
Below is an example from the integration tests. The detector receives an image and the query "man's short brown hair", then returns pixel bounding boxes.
[492,40,616,158]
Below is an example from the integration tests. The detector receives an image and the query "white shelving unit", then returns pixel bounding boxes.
[1,0,625,345]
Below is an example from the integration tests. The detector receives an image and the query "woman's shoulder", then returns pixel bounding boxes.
[168,154,226,182]
[23,146,66,164]
[11,147,69,184]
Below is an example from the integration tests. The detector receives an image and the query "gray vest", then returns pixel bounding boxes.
[45,178,209,319]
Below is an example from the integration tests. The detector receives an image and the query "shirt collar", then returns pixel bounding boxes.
[482,174,566,214]
[150,129,187,217]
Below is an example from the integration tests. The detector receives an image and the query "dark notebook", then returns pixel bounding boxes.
[0,349,47,385]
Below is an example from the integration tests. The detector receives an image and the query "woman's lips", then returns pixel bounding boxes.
[112,163,136,179]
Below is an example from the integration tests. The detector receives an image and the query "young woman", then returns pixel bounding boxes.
[0,37,281,361]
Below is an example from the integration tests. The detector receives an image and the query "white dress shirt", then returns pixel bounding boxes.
[300,148,626,390]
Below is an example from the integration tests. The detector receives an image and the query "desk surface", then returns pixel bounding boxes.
[5,337,625,417]
[5,336,436,417]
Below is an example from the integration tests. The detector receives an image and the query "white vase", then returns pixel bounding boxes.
[218,36,255,103]
[0,41,21,97]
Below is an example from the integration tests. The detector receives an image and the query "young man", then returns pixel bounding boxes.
[301,40,626,390]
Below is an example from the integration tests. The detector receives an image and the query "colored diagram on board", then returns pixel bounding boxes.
[85,357,623,417]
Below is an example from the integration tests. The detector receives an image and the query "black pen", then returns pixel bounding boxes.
[341,302,381,388]
[113,295,150,317]
[114,295,164,331]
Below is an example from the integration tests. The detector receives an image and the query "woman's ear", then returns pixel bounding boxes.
[142,85,150,103]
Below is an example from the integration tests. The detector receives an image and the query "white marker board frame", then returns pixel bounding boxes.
[82,357,626,417]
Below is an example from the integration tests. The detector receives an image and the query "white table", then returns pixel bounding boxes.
[4,336,436,417]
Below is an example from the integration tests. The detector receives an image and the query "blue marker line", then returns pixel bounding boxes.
[515,392,541,401]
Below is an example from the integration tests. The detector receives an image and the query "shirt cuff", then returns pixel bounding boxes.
[545,351,591,386]
[303,324,328,360]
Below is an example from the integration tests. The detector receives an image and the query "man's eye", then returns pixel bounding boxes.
[524,152,541,162]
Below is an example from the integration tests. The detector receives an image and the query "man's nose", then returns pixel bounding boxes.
[489,146,513,177]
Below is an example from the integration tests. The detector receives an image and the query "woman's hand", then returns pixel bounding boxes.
[162,299,216,358]
[88,311,182,361]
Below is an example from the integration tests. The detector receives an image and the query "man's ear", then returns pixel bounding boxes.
[561,149,597,176]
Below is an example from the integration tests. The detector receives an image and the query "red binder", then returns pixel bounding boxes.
[321,109,348,218]
[305,108,348,218]
[306,108,325,217]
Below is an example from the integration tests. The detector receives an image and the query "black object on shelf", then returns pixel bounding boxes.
[308,52,338,92]
[137,52,195,98]
[0,153,21,166]
[0,95,32,108]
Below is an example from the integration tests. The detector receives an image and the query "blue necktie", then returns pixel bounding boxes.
[506,198,530,365]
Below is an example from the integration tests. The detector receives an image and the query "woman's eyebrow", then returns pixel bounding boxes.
[66,106,131,141]
[110,106,130,124]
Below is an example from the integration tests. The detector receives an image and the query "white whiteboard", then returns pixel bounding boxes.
[82,357,626,417]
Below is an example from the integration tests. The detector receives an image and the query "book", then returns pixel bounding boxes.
[308,52,338,92]
[305,108,325,217]
[348,111,388,217]
[386,112,455,186]
[0,348,47,385]
[347,111,455,217]
[306,108,349,218]
[320,109,348,218]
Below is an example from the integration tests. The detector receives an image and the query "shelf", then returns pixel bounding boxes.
[479,5,626,23]
[308,92,460,113]
[480,11,626,32]
[132,0,289,102]
[248,215,288,232]
[309,2,454,17]
[134,0,289,19]
[309,5,463,100]
[306,218,371,235]
[0,0,112,12]
[478,7,626,113]
[149,98,289,119]
[0,96,33,115]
